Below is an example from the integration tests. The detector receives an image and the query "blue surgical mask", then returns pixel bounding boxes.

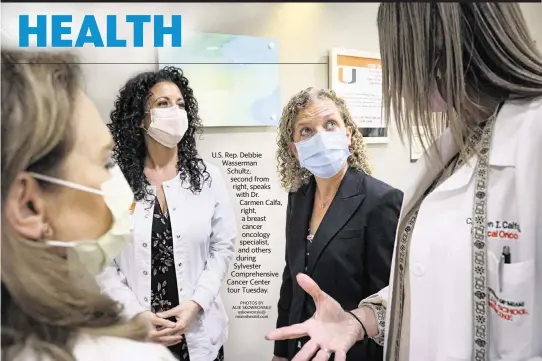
[295,129,351,179]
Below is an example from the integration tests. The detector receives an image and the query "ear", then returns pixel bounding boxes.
[288,142,299,161]
[4,173,48,241]
[141,117,149,131]
[345,126,353,147]
[141,109,152,130]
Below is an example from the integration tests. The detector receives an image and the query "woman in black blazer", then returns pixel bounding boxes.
[272,87,403,361]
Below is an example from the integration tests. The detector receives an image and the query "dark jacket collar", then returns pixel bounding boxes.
[299,166,366,199]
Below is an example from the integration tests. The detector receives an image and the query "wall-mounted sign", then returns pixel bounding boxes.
[329,48,388,144]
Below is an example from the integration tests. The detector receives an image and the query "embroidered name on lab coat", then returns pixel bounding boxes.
[466,218,521,239]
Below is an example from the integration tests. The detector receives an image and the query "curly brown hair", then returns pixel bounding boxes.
[276,87,373,192]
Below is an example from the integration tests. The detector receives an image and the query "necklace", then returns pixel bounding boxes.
[318,193,336,209]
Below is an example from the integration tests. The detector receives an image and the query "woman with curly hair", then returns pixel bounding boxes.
[271,87,403,361]
[98,67,236,361]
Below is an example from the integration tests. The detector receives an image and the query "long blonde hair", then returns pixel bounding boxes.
[377,3,542,157]
[1,50,147,361]
[276,87,372,192]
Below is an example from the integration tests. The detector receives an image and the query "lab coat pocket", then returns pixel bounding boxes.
[487,252,535,359]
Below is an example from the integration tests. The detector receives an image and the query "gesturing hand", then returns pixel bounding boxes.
[265,274,365,361]
[156,300,202,339]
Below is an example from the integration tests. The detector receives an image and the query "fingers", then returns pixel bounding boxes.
[163,340,182,347]
[291,340,319,361]
[265,322,309,341]
[156,306,180,319]
[162,336,183,347]
[151,315,176,328]
[155,335,183,346]
[171,322,188,336]
[296,274,325,303]
[334,350,347,361]
[312,349,332,361]
[149,326,176,339]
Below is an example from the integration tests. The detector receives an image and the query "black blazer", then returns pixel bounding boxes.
[274,167,403,361]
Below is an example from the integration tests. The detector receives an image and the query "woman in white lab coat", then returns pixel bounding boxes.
[2,50,177,361]
[98,68,236,361]
[266,3,542,361]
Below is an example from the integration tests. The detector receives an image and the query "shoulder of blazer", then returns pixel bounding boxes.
[286,188,300,213]
[291,176,315,198]
[285,180,313,219]
[362,173,404,203]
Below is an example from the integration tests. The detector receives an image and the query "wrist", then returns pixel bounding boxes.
[189,300,202,313]
[348,306,380,341]
[355,306,379,339]
[345,309,366,341]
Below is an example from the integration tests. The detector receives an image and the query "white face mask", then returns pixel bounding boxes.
[147,106,189,148]
[29,165,134,276]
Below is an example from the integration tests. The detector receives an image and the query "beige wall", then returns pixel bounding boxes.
[2,3,542,361]
[3,3,541,189]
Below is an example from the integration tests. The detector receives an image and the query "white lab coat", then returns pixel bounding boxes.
[377,97,542,361]
[14,334,178,361]
[98,162,237,361]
